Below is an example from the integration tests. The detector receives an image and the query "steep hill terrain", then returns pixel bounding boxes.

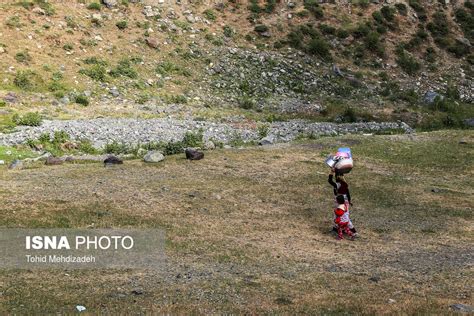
[0,0,472,136]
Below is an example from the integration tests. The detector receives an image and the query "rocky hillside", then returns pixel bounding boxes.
[0,0,472,132]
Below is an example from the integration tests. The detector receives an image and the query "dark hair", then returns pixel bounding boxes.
[336,195,345,204]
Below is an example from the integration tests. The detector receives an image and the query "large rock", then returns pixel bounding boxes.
[104,155,123,166]
[464,118,474,127]
[45,157,64,166]
[185,148,204,160]
[143,151,164,163]
[424,91,443,104]
[101,0,117,8]
[259,135,275,146]
[145,38,159,49]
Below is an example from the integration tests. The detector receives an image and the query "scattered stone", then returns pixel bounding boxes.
[143,150,164,163]
[464,118,474,128]
[459,139,469,145]
[431,188,441,193]
[388,299,396,304]
[109,87,120,97]
[92,13,102,21]
[59,96,70,105]
[101,0,117,8]
[259,135,275,146]
[424,91,443,104]
[32,7,46,15]
[368,276,381,283]
[185,148,204,160]
[104,155,123,166]
[0,160,4,165]
[8,160,22,170]
[131,289,143,295]
[4,92,17,103]
[0,47,5,54]
[45,156,64,166]
[145,38,159,49]
[204,140,215,150]
[450,304,474,313]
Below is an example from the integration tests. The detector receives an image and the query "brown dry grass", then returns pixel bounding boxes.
[0,130,473,314]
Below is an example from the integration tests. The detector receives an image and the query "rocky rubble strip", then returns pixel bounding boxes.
[0,118,413,148]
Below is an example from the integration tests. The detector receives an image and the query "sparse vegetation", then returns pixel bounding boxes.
[12,112,42,126]
[87,2,101,10]
[74,94,89,106]
[116,20,128,30]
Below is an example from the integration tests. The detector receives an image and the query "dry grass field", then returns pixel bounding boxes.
[0,130,473,314]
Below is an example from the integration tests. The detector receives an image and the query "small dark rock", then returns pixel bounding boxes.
[131,289,143,295]
[104,155,123,166]
[45,157,64,166]
[369,276,381,283]
[185,148,204,160]
[431,188,441,193]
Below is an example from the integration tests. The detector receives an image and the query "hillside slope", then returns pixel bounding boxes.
[0,0,472,132]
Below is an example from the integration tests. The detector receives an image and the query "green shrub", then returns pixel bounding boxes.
[110,59,137,78]
[454,8,474,42]
[304,0,324,18]
[319,24,335,35]
[340,107,357,123]
[12,112,42,126]
[203,9,216,21]
[354,0,370,8]
[409,0,427,21]
[254,24,269,33]
[15,51,31,64]
[265,0,277,13]
[372,11,384,24]
[78,140,98,154]
[395,3,407,15]
[307,38,332,60]
[364,31,385,57]
[36,0,55,15]
[447,39,470,57]
[223,25,234,37]
[83,56,108,66]
[75,95,89,106]
[6,16,21,28]
[248,0,261,13]
[164,141,184,155]
[381,6,396,21]
[427,12,449,38]
[63,43,74,51]
[79,65,107,81]
[14,70,43,91]
[103,141,129,155]
[182,131,204,148]
[287,30,304,49]
[336,28,349,39]
[396,49,421,75]
[238,96,255,110]
[424,47,436,63]
[87,2,101,10]
[352,23,370,38]
[116,20,128,30]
